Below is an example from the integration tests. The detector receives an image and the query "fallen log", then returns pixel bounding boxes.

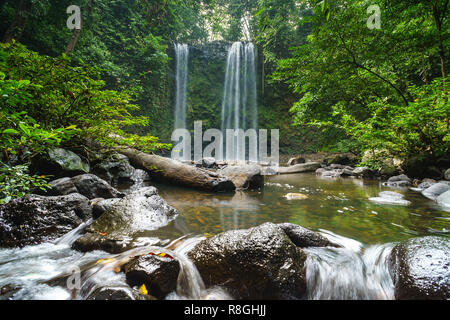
[118,147,236,192]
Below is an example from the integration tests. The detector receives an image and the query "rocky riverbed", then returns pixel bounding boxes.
[0,148,449,300]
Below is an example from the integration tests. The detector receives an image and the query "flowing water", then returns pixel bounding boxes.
[174,43,189,131]
[1,173,448,300]
[221,42,258,162]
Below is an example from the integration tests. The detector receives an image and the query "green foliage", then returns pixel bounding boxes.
[274,0,449,160]
[0,42,170,157]
[335,78,449,159]
[0,163,50,204]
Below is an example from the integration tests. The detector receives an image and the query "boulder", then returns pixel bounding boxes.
[319,169,343,178]
[219,165,264,190]
[30,148,90,178]
[72,187,178,253]
[92,154,136,185]
[416,179,436,190]
[47,174,124,200]
[445,169,450,181]
[196,157,217,169]
[91,198,121,219]
[124,254,180,300]
[422,182,450,200]
[0,193,92,248]
[382,180,412,188]
[388,174,412,183]
[86,286,144,300]
[436,190,450,208]
[277,162,321,175]
[277,223,339,248]
[187,223,308,300]
[389,236,450,300]
[352,166,370,177]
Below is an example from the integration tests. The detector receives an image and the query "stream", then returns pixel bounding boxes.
[0,173,448,300]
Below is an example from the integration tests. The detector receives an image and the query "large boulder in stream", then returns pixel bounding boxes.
[72,187,178,253]
[219,165,264,190]
[47,174,125,200]
[0,193,92,248]
[187,222,337,300]
[389,236,450,300]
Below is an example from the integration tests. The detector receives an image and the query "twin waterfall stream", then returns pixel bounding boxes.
[174,41,259,162]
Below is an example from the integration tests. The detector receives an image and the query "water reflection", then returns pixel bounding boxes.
[156,173,450,245]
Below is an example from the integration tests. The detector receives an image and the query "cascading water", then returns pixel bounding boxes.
[304,231,395,300]
[174,43,189,130]
[221,42,258,162]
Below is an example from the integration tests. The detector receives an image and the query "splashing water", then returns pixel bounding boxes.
[304,232,395,300]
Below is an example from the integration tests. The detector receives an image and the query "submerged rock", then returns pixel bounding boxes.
[187,223,309,300]
[0,193,92,248]
[369,191,411,206]
[72,187,178,253]
[285,193,308,200]
[124,254,180,300]
[47,174,124,200]
[389,236,450,300]
[219,165,264,190]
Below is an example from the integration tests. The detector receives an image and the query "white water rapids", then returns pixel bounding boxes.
[0,220,395,300]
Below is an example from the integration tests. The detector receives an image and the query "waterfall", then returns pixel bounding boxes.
[221,42,258,162]
[174,43,189,130]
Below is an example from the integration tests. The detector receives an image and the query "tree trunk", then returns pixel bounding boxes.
[431,1,448,79]
[2,0,33,43]
[65,28,82,56]
[118,147,236,192]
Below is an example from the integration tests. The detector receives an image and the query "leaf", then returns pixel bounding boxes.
[195,216,206,225]
[139,284,148,295]
[2,129,19,135]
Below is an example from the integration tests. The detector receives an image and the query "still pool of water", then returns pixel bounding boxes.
[155,173,450,245]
